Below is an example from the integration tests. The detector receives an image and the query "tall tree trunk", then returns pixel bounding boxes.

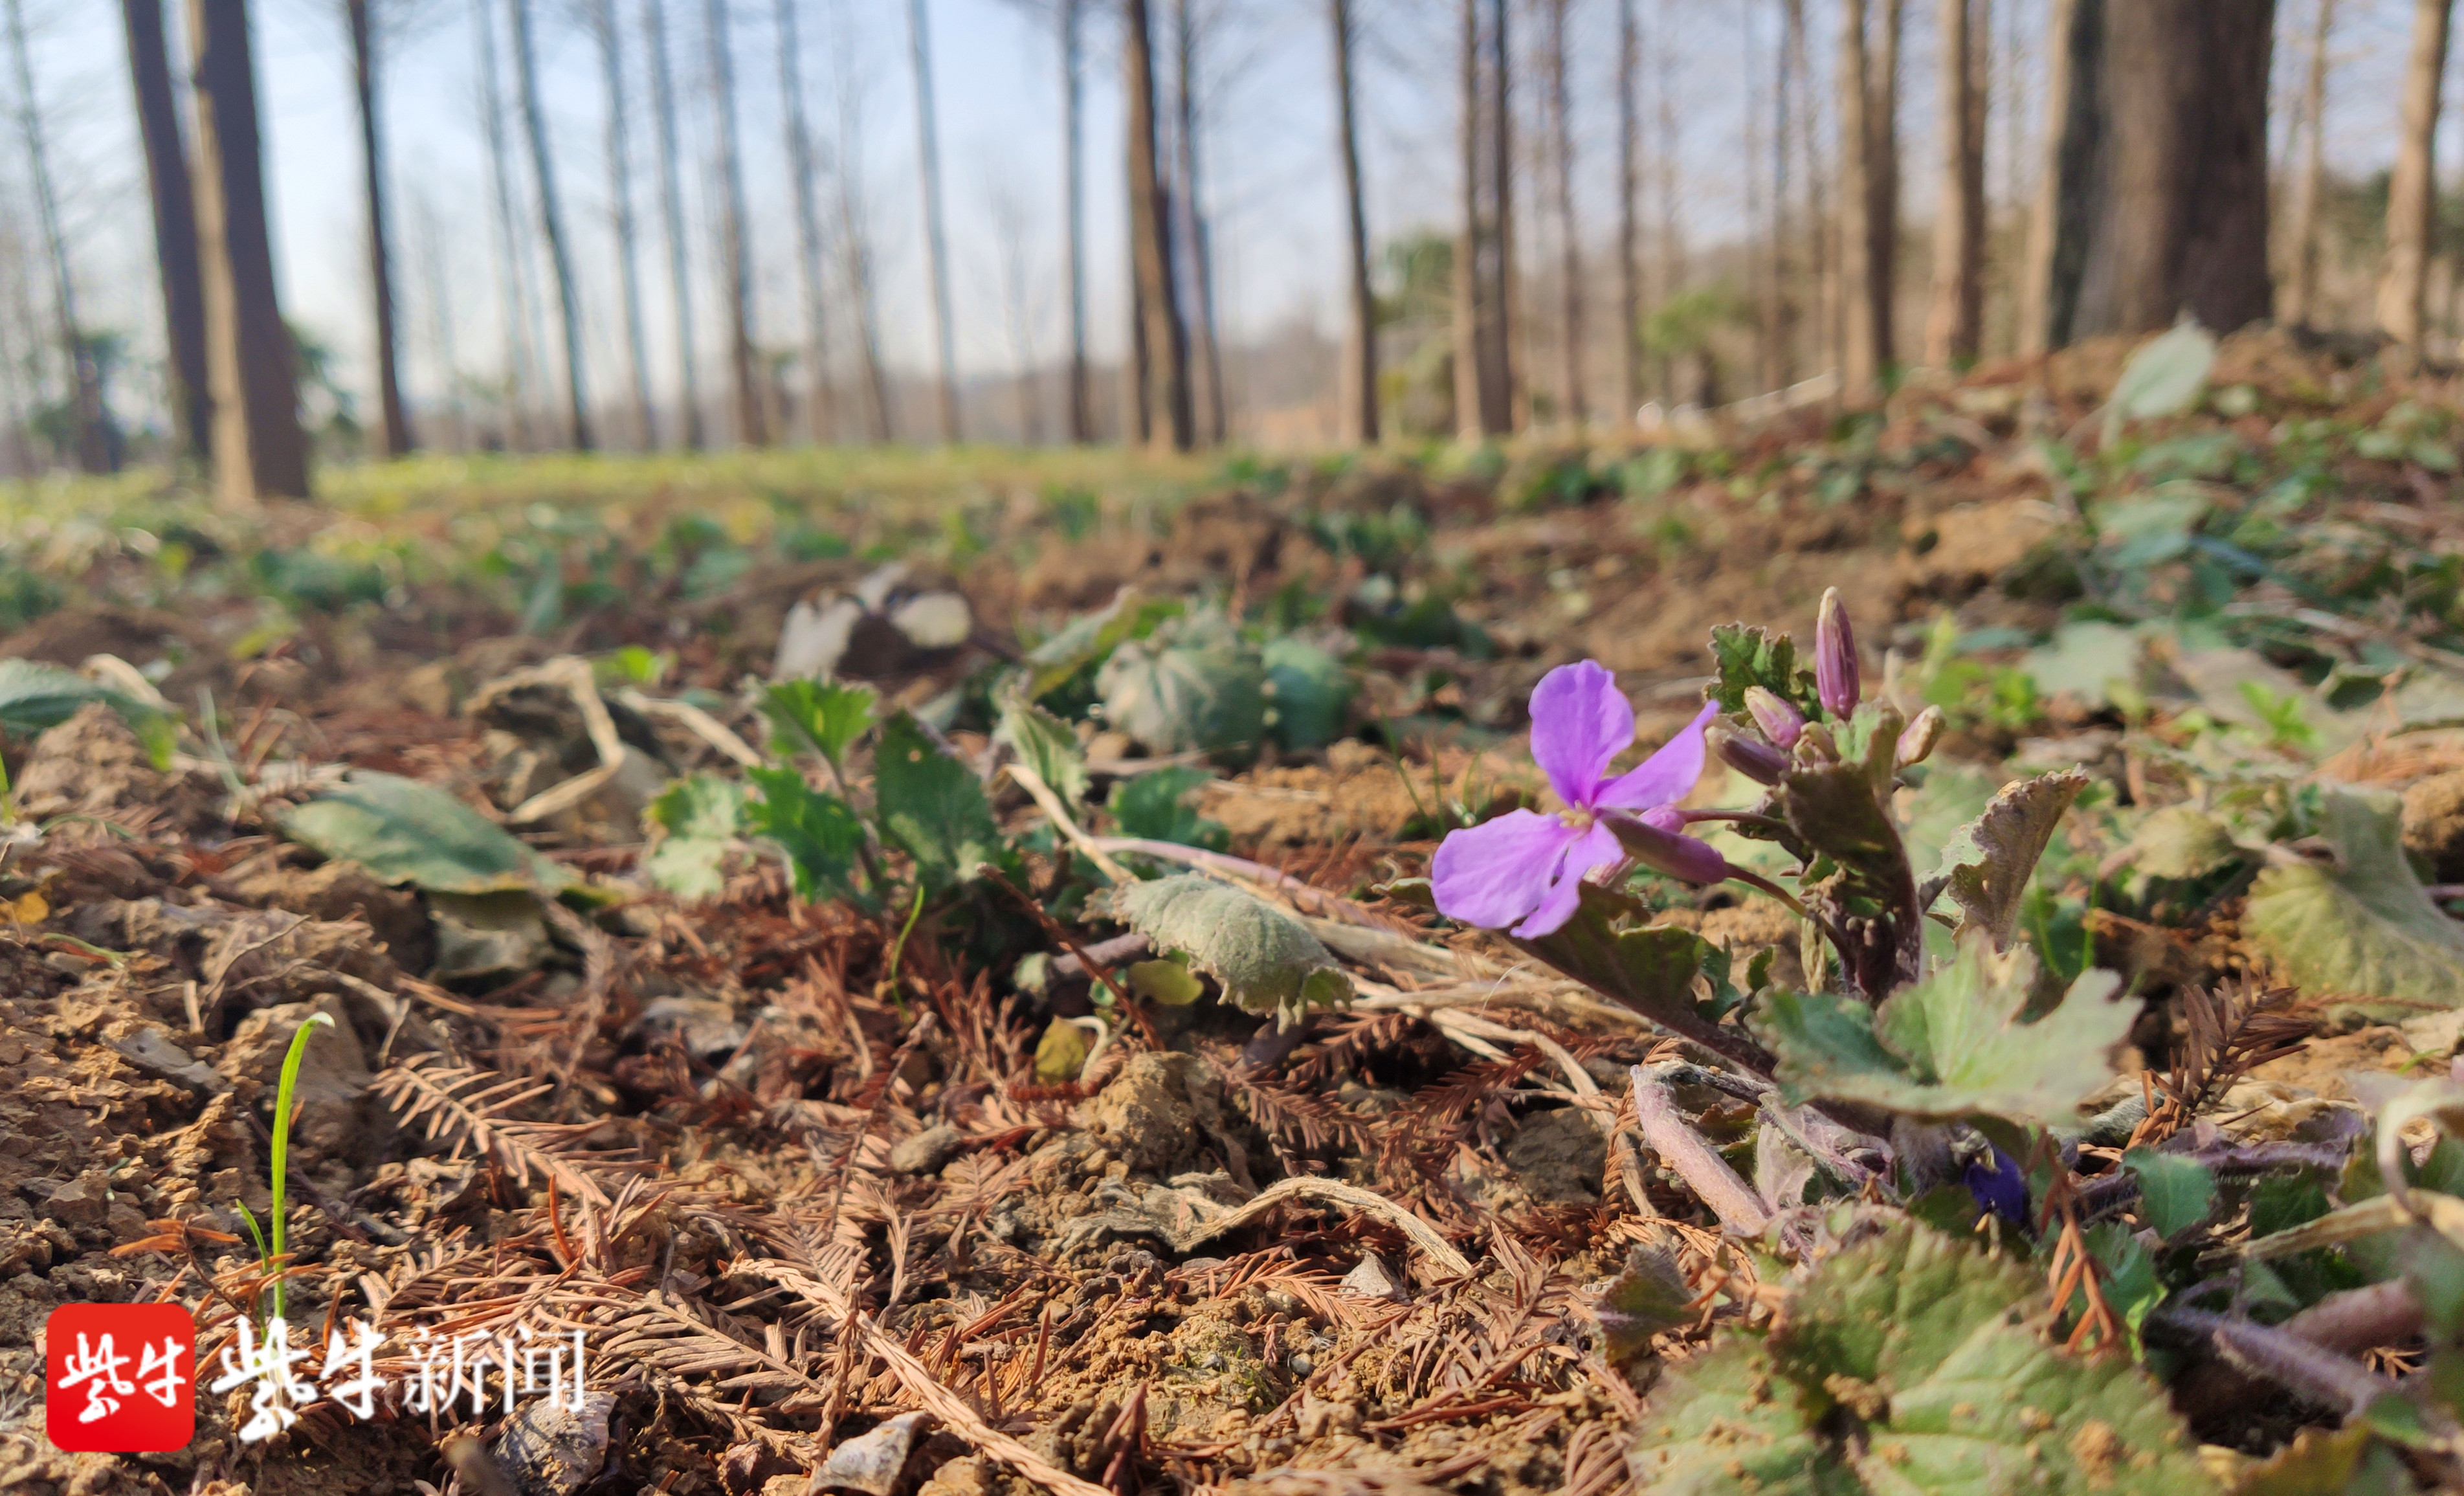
[643,0,702,447]
[186,0,308,500]
[1454,0,1512,437]
[1868,0,1903,377]
[706,0,767,446]
[1124,0,1192,451]
[2379,0,2452,350]
[1546,0,1582,425]
[907,0,961,443]
[9,0,110,473]
[1330,0,1377,444]
[1454,0,1481,438]
[1653,0,1682,399]
[1770,1,1797,386]
[1615,0,1639,422]
[2017,0,2094,353]
[349,0,411,456]
[1743,6,1770,392]
[1922,0,1984,365]
[595,1,654,448]
[827,3,891,444]
[1173,0,1225,445]
[1837,0,1880,399]
[476,0,535,447]
[775,0,834,443]
[2280,0,2336,328]
[1060,0,1091,441]
[415,193,470,451]
[1495,0,1524,430]
[507,0,592,449]
[122,0,212,466]
[1784,0,1828,377]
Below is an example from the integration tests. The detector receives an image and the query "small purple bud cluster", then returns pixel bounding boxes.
[1707,591,1942,787]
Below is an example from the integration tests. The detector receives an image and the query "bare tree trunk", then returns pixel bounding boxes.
[829,4,891,443]
[706,0,766,446]
[1870,0,1903,373]
[1770,1,1797,386]
[1615,0,1639,422]
[122,0,212,466]
[907,0,961,443]
[1173,0,1225,445]
[1454,0,1481,438]
[1922,0,1984,365]
[2018,0,2091,353]
[1331,0,1377,444]
[186,0,307,500]
[1744,6,1771,392]
[774,0,834,443]
[349,0,411,456]
[1454,0,1513,437]
[8,0,109,473]
[414,192,469,451]
[642,0,701,447]
[1495,0,1524,430]
[1060,0,1091,442]
[595,1,654,448]
[1654,0,1682,399]
[507,0,592,449]
[1784,0,1830,377]
[1124,0,1192,451]
[2379,0,2452,351]
[2280,0,2336,328]
[1544,0,1582,425]
[478,0,536,447]
[1837,0,1880,399]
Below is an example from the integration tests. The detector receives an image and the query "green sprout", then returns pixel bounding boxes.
[236,1010,333,1324]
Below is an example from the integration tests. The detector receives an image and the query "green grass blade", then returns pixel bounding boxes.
[267,1010,333,1321]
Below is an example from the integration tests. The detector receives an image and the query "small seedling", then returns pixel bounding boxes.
[235,1010,333,1324]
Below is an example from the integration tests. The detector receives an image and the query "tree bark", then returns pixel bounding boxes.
[2017,0,2094,353]
[10,0,111,473]
[186,0,307,500]
[122,0,212,466]
[1331,0,1377,444]
[642,0,701,447]
[2379,0,2452,350]
[1654,0,1681,399]
[597,1,654,448]
[774,0,834,443]
[706,0,767,445]
[476,0,537,447]
[2280,0,2336,328]
[1770,3,1797,386]
[1124,0,1192,451]
[507,0,592,450]
[1546,0,1582,425]
[1454,0,1513,437]
[349,0,411,457]
[1922,0,1984,366]
[1174,0,1226,447]
[1837,0,1881,400]
[1744,7,1771,391]
[1496,0,1524,430]
[908,0,961,443]
[1060,0,1091,442]
[1870,0,1903,373]
[1615,0,1639,422]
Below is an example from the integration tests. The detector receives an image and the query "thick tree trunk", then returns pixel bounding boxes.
[775,0,834,443]
[1454,0,1513,438]
[1124,0,1192,451]
[1922,0,1984,366]
[1546,0,1582,426]
[122,0,212,466]
[706,0,767,446]
[643,0,702,447]
[1870,0,1903,370]
[1174,0,1225,447]
[349,0,411,457]
[2280,0,2336,328]
[1615,0,1639,422]
[2378,0,2452,350]
[908,0,961,443]
[1060,0,1091,442]
[1494,0,1523,430]
[186,0,308,500]
[507,0,592,450]
[1331,0,1377,444]
[1837,0,1881,400]
[597,1,654,448]
[10,0,110,473]
[2017,0,2094,353]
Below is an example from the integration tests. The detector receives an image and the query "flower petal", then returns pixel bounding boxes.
[1595,702,1717,811]
[1510,820,1623,938]
[1431,810,1579,930]
[1528,661,1635,810]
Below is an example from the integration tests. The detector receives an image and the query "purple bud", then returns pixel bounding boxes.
[1709,724,1787,786]
[1896,705,1945,769]
[1744,687,1805,749]
[1605,809,1733,884]
[1964,1146,2029,1226]
[1815,587,1860,718]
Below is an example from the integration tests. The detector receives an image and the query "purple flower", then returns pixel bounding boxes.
[1815,588,1860,718]
[1431,661,1718,938]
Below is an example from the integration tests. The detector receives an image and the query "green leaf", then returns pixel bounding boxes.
[0,658,177,768]
[1126,958,1203,1006]
[1260,636,1352,750]
[641,774,746,900]
[1034,1018,1092,1084]
[995,695,1088,810]
[761,678,878,766]
[1025,590,1179,700]
[1706,623,1817,716]
[2083,1221,2164,1357]
[746,767,869,904]
[1592,1245,1700,1367]
[1765,935,2135,1129]
[1511,884,1717,1038]
[2105,320,2217,441]
[2126,805,2245,882]
[1109,765,1228,851]
[874,711,1010,894]
[2244,787,2464,1020]
[1094,616,1268,757]
[1102,875,1351,1029]
[278,772,571,894]
[1926,770,2089,950]
[1630,1339,1847,1496]
[2122,1146,2217,1239]
[2021,622,2142,710]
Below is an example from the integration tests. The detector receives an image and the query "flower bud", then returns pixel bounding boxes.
[1709,723,1788,786]
[1605,809,1733,884]
[1744,687,1805,749]
[1896,705,1946,769]
[1815,587,1860,718]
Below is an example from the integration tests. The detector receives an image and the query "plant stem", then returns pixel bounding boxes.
[1727,868,1811,921]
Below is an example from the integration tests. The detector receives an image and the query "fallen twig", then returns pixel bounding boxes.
[1628,1064,1771,1237]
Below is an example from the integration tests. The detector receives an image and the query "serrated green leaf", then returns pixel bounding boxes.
[1509,883,1716,1038]
[1104,875,1351,1029]
[1094,616,1268,757]
[641,774,746,900]
[1927,770,2089,950]
[1630,1339,1847,1496]
[762,678,878,766]
[875,711,1010,894]
[1109,765,1228,851]
[1260,636,1351,750]
[0,658,177,768]
[278,772,571,894]
[2122,1146,2217,1239]
[1592,1245,1697,1366]
[2244,788,2464,1020]
[2127,805,2245,882]
[2081,1222,2164,1356]
[1706,623,1818,716]
[746,767,869,905]
[995,694,1089,810]
[1766,935,2134,1128]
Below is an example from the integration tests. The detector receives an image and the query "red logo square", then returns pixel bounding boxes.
[45,1303,196,1453]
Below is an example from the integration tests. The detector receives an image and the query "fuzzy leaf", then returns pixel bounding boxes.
[2122,1146,2217,1239]
[760,678,878,765]
[875,711,1010,894]
[0,658,177,766]
[2126,805,2245,882]
[1109,765,1229,851]
[641,774,746,900]
[1629,1339,1846,1496]
[1780,746,1923,998]
[280,772,571,894]
[2244,788,2464,1019]
[1765,935,2133,1128]
[1926,770,2089,949]
[995,695,1088,810]
[746,768,869,905]
[1103,875,1351,1028]
[1261,636,1352,750]
[1509,884,1719,1041]
[1706,623,1818,716]
[1095,615,1268,757]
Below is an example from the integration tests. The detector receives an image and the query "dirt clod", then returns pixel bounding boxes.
[2403,769,2464,882]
